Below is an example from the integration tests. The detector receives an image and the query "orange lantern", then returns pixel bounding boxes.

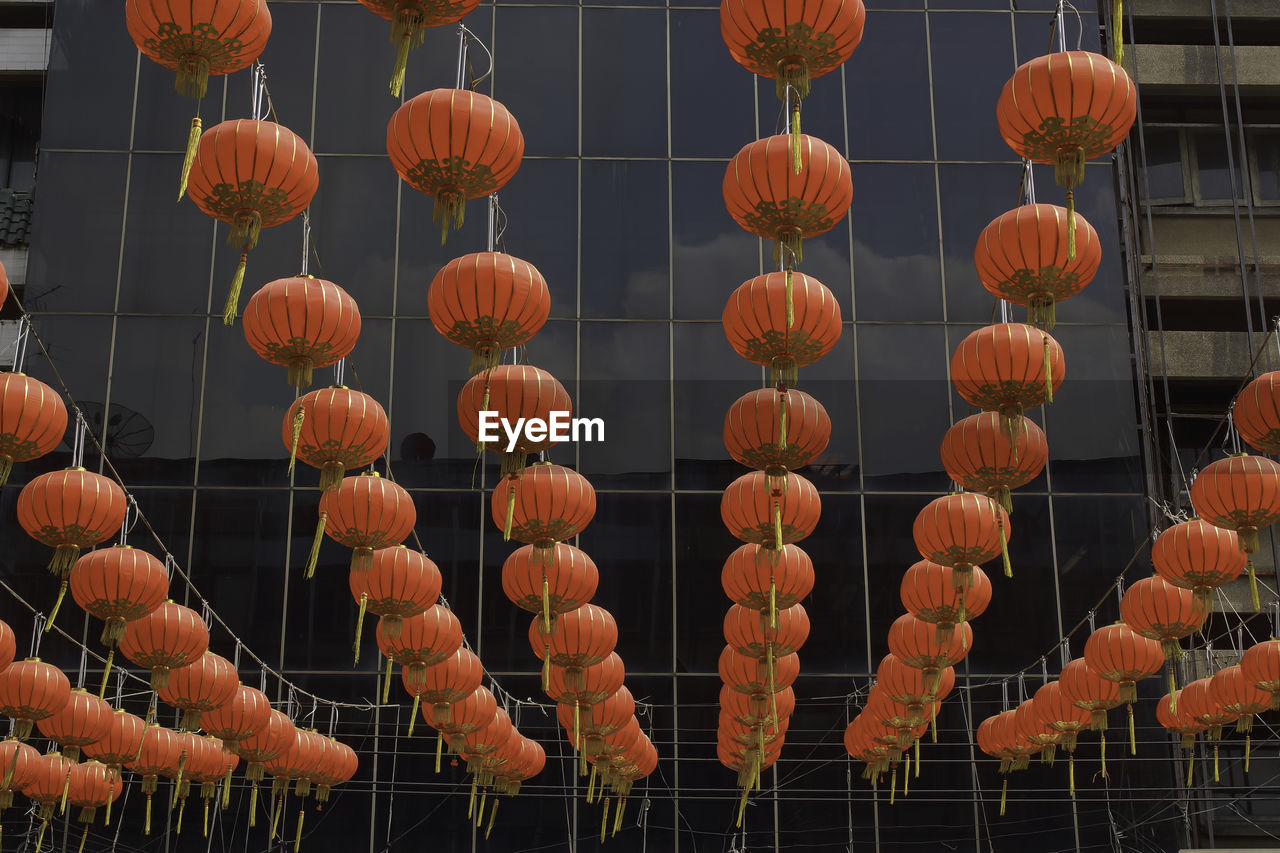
[1233,371,1280,454]
[35,687,111,762]
[1032,681,1091,800]
[1210,664,1270,770]
[1241,637,1280,708]
[424,686,498,756]
[82,709,147,784]
[1083,622,1164,703]
[719,645,800,696]
[1120,576,1205,663]
[123,724,185,834]
[720,470,821,551]
[17,467,127,577]
[1189,453,1280,573]
[0,373,67,486]
[457,365,572,476]
[939,413,1048,513]
[721,543,814,630]
[156,651,239,731]
[67,760,122,838]
[0,658,70,740]
[912,492,1012,584]
[723,134,852,262]
[973,204,1101,329]
[119,600,210,690]
[875,654,956,708]
[719,0,866,98]
[403,647,483,743]
[722,272,842,387]
[899,561,992,643]
[501,543,598,634]
[243,276,361,391]
[459,707,514,774]
[528,605,618,690]
[547,653,625,750]
[236,708,295,825]
[1058,658,1121,733]
[723,388,830,484]
[185,119,319,324]
[0,623,10,676]
[561,686,637,762]
[200,684,272,751]
[491,462,596,543]
[0,739,38,813]
[950,323,1065,441]
[428,252,552,373]
[1180,677,1238,783]
[313,471,417,577]
[349,545,441,664]
[312,737,357,803]
[21,751,74,835]
[1015,698,1062,764]
[357,0,482,96]
[69,545,170,683]
[1156,691,1206,789]
[996,51,1137,256]
[1151,519,1246,610]
[387,90,525,243]
[886,614,972,692]
[283,387,390,490]
[723,604,809,711]
[124,0,272,196]
[377,605,463,694]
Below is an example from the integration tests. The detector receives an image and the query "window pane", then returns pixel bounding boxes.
[1254,132,1280,202]
[1194,129,1243,201]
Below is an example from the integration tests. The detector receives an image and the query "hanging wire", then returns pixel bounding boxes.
[300,210,311,277]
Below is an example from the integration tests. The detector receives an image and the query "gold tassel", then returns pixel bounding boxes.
[59,769,70,815]
[145,794,152,835]
[1066,190,1077,261]
[485,798,499,840]
[903,752,910,798]
[223,250,248,326]
[178,117,201,201]
[574,701,581,751]
[1245,733,1251,774]
[1128,704,1136,755]
[767,645,778,726]
[77,826,87,853]
[1186,751,1194,788]
[1068,752,1075,799]
[36,819,47,852]
[543,576,552,634]
[1000,522,1012,578]
[435,732,442,774]
[353,594,367,665]
[769,579,777,630]
[382,658,393,705]
[890,764,897,805]
[931,701,938,743]
[105,773,115,825]
[390,34,411,98]
[98,648,114,701]
[614,797,625,835]
[1100,732,1107,779]
[999,778,1007,817]
[1168,671,1178,714]
[915,736,921,777]
[736,784,749,827]
[790,103,802,175]
[542,652,550,692]
[1043,337,1054,404]
[778,390,789,450]
[773,500,783,551]
[408,694,420,737]
[587,765,597,804]
[306,513,327,580]
[504,488,516,541]
[1249,562,1261,610]
[203,796,209,838]
[177,798,186,835]
[46,582,67,631]
[0,458,10,486]
[294,808,304,852]
[600,798,609,843]
[49,544,78,575]
[1113,0,1124,65]
[222,770,232,810]
[468,775,477,818]
[288,406,305,474]
[784,267,795,332]
[1213,743,1219,783]
[271,793,282,838]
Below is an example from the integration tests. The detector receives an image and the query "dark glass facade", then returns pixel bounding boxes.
[0,1,1207,851]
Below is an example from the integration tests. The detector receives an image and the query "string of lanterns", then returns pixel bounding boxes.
[715,0,862,820]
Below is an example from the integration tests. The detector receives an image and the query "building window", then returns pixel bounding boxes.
[1142,124,1280,208]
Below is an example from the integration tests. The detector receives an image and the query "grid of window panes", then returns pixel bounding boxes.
[1,1,1207,851]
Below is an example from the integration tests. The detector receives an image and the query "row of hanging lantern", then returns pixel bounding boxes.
[0,610,358,850]
[839,3,1147,811]
[715,0,862,819]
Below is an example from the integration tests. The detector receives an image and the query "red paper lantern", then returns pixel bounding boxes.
[939,413,1048,513]
[36,687,112,762]
[723,388,831,477]
[719,645,800,695]
[349,545,442,664]
[314,472,417,576]
[1241,638,1280,707]
[0,373,67,485]
[528,605,618,688]
[387,90,524,243]
[1233,371,1280,454]
[973,204,1101,329]
[21,751,74,823]
[157,651,239,732]
[1156,691,1205,753]
[949,324,1065,439]
[502,543,598,634]
[719,0,866,97]
[17,468,128,575]
[185,119,319,324]
[912,492,1012,584]
[1189,453,1280,559]
[875,654,956,708]
[377,606,464,691]
[1082,622,1164,702]
[0,620,14,675]
[1209,664,1270,735]
[723,603,810,660]
[1151,519,1246,610]
[0,658,71,741]
[1119,576,1205,661]
[722,272,842,387]
[1015,698,1062,761]
[1179,677,1238,742]
[119,600,210,690]
[198,684,271,752]
[82,709,146,775]
[283,387,390,491]
[125,0,271,99]
[899,561,992,642]
[459,708,513,774]
[886,614,973,691]
[123,724,185,833]
[1058,658,1121,731]
[69,545,170,651]
[457,365,573,476]
[491,462,596,544]
[548,653,625,749]
[404,647,484,735]
[237,709,296,783]
[357,0,482,95]
[721,543,814,629]
[1033,681,1091,754]
[0,739,39,812]
[428,252,552,372]
[721,470,821,551]
[424,686,498,755]
[560,686,637,761]
[243,276,361,390]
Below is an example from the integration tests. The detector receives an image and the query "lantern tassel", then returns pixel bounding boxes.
[105,773,115,825]
[889,764,897,805]
[574,701,581,751]
[914,735,921,777]
[1186,751,1194,788]
[930,698,938,743]
[288,407,305,474]
[36,819,47,852]
[98,648,114,701]
[773,501,783,551]
[203,796,209,838]
[178,117,202,201]
[1068,752,1075,799]
[1100,732,1107,778]
[1249,561,1261,611]
[60,768,70,815]
[736,784,748,827]
[1168,671,1178,714]
[271,793,282,838]
[434,732,442,774]
[542,652,550,692]
[784,268,795,331]
[408,694,420,737]
[504,488,516,541]
[543,576,552,634]
[1213,742,1219,783]
[294,808,304,852]
[251,783,262,827]
[77,825,87,853]
[46,582,67,632]
[903,751,910,797]
[177,797,186,835]
[614,796,625,836]
[767,645,778,726]
[789,103,801,175]
[145,794,152,835]
[1066,191,1077,260]
[600,797,609,843]
[223,249,249,326]
[1245,732,1251,774]
[382,657,393,705]
[1113,0,1124,65]
[353,593,367,665]
[221,770,231,810]
[0,459,9,486]
[390,35,411,98]
[587,765,597,804]
[999,778,1007,817]
[49,544,78,576]
[769,579,777,630]
[1043,337,1054,404]
[778,389,789,449]
[1000,522,1012,578]
[468,776,477,818]
[1128,704,1136,754]
[485,798,499,840]
[306,513,327,580]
